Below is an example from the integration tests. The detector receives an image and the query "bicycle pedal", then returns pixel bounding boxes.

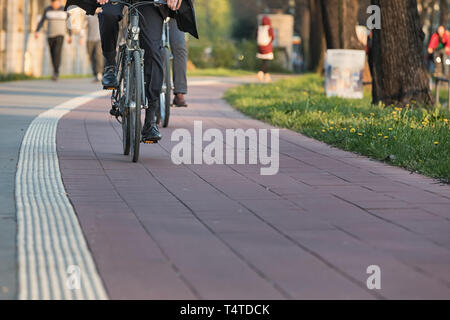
[103,86,117,90]
[143,140,158,144]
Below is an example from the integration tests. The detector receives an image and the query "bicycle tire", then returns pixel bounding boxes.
[161,47,171,128]
[119,49,131,156]
[129,50,143,163]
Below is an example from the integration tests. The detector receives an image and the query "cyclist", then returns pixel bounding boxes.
[65,0,197,142]
[428,25,450,75]
[428,25,450,56]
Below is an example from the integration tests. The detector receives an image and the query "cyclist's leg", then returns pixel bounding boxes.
[98,3,124,65]
[169,20,188,95]
[98,3,124,88]
[139,4,164,141]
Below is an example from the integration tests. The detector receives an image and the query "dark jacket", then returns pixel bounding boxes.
[65,0,198,38]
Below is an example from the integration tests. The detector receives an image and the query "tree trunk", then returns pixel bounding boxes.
[295,0,311,70]
[320,0,341,48]
[320,0,364,49]
[440,0,448,26]
[371,0,432,106]
[309,0,326,71]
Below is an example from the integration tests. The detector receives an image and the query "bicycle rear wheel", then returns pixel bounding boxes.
[129,50,143,163]
[160,46,171,128]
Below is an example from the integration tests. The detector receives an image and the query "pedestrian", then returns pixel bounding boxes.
[170,19,188,107]
[35,0,72,81]
[84,10,103,82]
[256,16,274,83]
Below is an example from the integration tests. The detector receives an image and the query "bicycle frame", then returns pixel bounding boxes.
[162,17,171,50]
[112,0,168,108]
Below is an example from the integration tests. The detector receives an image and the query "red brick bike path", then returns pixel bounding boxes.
[56,81,450,299]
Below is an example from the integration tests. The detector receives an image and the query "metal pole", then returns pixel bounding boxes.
[436,79,440,106]
[448,81,450,111]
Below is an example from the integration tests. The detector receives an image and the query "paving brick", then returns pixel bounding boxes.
[55,81,450,299]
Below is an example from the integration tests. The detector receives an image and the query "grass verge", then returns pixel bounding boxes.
[187,68,255,77]
[0,73,92,83]
[0,73,36,82]
[224,74,450,183]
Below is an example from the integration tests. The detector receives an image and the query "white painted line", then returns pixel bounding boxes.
[15,91,109,300]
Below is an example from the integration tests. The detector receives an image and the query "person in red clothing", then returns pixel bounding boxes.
[256,16,275,83]
[428,25,450,56]
[428,25,450,75]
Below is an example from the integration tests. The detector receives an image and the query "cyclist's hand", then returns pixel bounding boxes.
[167,0,182,11]
[97,0,109,5]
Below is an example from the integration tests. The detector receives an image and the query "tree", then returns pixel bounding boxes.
[195,0,232,42]
[309,0,326,71]
[320,0,364,49]
[439,0,448,26]
[371,0,432,106]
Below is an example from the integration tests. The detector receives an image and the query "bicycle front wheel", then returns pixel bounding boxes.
[129,50,143,163]
[160,47,171,128]
[117,47,130,156]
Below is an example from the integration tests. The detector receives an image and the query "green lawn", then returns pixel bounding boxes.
[224,74,450,183]
[187,68,255,77]
[433,86,449,106]
[0,73,92,83]
[0,73,36,82]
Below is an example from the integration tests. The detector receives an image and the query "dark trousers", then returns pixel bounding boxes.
[261,59,269,74]
[169,19,187,94]
[98,3,164,104]
[87,40,104,76]
[47,36,64,75]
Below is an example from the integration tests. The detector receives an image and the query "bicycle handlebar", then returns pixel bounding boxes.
[110,0,167,7]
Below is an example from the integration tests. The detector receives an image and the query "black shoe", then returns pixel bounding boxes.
[141,122,162,143]
[109,105,120,117]
[102,65,118,89]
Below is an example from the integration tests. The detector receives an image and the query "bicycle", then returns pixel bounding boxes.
[110,0,167,163]
[157,18,173,128]
[431,49,450,78]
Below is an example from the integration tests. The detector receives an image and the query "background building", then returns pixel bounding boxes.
[0,0,91,76]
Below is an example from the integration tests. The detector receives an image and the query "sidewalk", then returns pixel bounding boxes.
[0,79,100,299]
[2,77,450,299]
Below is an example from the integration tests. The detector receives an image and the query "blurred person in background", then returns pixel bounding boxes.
[170,19,188,107]
[256,16,274,83]
[35,0,72,81]
[427,25,450,75]
[84,10,103,82]
[428,25,450,56]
